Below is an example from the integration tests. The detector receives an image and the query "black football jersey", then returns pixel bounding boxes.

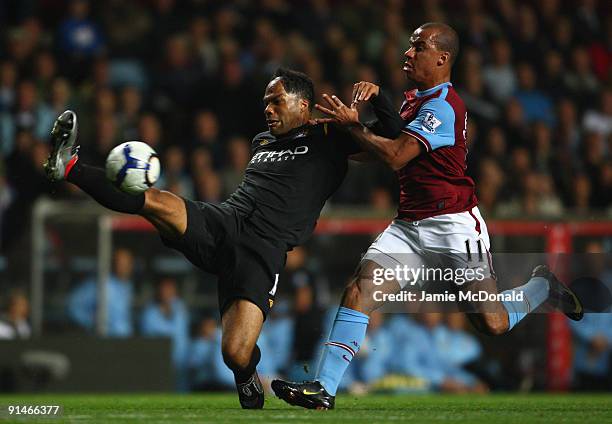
[224,123,359,248]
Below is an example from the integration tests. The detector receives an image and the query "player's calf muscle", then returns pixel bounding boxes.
[141,188,187,237]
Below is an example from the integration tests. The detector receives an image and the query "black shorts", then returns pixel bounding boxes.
[161,199,287,318]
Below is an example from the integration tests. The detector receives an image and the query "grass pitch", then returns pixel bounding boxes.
[0,393,610,423]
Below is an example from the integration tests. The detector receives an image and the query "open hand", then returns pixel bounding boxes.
[351,81,380,105]
[314,94,360,126]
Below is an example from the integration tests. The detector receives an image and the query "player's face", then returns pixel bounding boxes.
[263,78,308,136]
[403,28,443,83]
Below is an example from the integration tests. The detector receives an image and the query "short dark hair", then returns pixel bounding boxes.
[420,22,460,66]
[272,67,314,111]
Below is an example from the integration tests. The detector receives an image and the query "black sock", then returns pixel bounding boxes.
[234,344,261,384]
[67,161,145,214]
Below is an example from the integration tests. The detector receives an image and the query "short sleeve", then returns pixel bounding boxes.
[403,98,456,152]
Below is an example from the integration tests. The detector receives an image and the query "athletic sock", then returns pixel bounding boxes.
[316,306,369,396]
[501,276,549,331]
[233,344,261,384]
[67,161,145,214]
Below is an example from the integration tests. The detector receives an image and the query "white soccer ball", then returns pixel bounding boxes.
[105,141,161,194]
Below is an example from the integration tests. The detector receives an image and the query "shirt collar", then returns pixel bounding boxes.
[415,82,452,97]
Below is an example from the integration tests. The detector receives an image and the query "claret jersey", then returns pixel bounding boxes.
[398,82,477,220]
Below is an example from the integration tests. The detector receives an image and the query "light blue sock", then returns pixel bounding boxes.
[316,306,369,396]
[501,276,549,331]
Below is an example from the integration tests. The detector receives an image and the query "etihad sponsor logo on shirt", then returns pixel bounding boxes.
[250,145,309,163]
[421,112,442,134]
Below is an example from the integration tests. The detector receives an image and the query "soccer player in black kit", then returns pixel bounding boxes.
[43,68,363,409]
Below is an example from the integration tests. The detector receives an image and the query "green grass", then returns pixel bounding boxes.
[0,393,610,423]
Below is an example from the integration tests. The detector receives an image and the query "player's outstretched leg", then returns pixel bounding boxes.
[44,110,80,182]
[465,264,583,335]
[272,260,400,410]
[44,110,187,241]
[221,299,265,409]
[533,265,583,321]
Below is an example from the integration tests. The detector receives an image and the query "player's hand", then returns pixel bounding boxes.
[351,81,380,106]
[308,118,335,125]
[315,94,360,127]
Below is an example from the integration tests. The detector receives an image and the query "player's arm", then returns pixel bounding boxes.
[348,151,377,162]
[347,125,423,170]
[316,94,423,170]
[352,82,404,139]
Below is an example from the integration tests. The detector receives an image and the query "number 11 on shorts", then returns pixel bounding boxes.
[269,273,279,296]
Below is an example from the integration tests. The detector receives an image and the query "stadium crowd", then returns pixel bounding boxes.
[64,246,493,393]
[0,0,610,251]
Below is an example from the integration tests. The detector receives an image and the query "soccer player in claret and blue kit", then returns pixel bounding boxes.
[43,68,365,409]
[271,22,584,410]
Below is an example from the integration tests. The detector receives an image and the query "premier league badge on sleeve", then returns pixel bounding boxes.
[421,112,442,134]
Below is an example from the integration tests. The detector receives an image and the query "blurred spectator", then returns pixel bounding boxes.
[137,113,162,151]
[157,145,194,199]
[564,46,600,110]
[189,317,234,390]
[1,132,51,251]
[66,248,134,337]
[476,158,505,215]
[154,33,201,116]
[582,89,612,138]
[541,50,566,98]
[513,63,554,127]
[436,313,482,371]
[0,289,31,339]
[58,0,105,58]
[190,147,214,176]
[57,0,105,82]
[482,38,517,104]
[101,0,152,59]
[193,169,222,203]
[141,277,189,390]
[221,136,251,197]
[1,80,54,151]
[0,62,17,113]
[572,173,593,214]
[459,64,500,123]
[85,113,119,166]
[512,5,543,64]
[261,299,294,380]
[117,86,143,140]
[571,314,612,390]
[191,111,223,168]
[189,16,219,76]
[390,313,487,393]
[34,51,58,100]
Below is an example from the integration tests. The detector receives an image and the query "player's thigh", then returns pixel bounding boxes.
[221,299,264,355]
[361,220,425,289]
[140,188,187,240]
[342,260,402,314]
